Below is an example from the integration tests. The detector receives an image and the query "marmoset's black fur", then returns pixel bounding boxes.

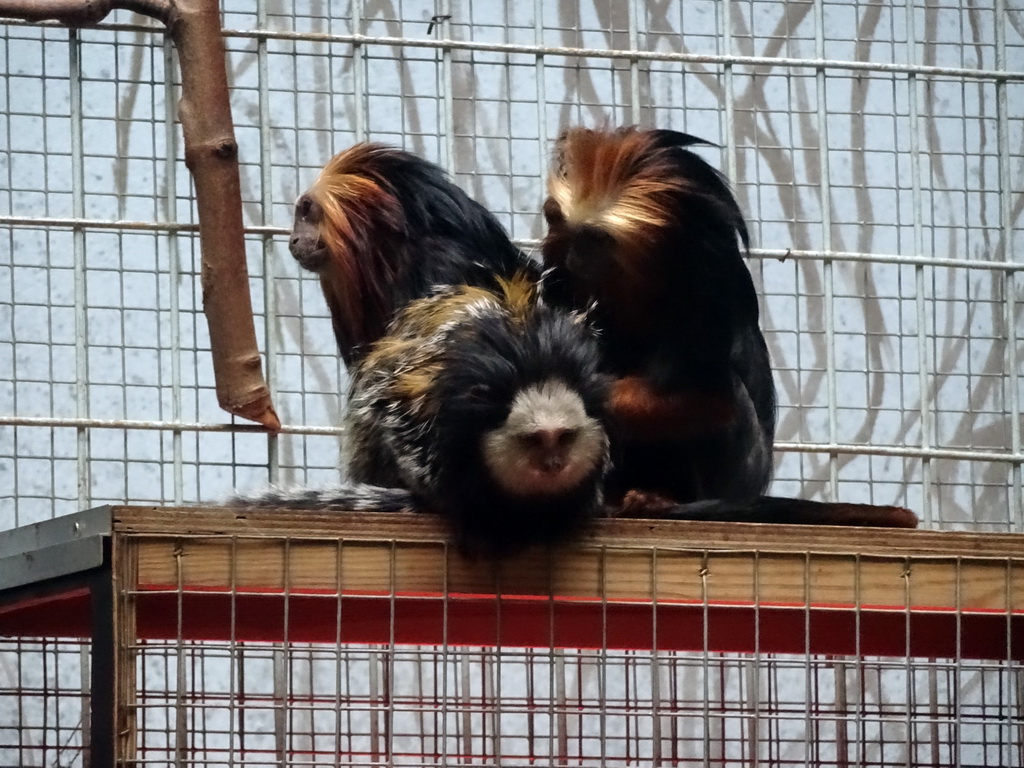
[289,143,538,366]
[231,274,613,556]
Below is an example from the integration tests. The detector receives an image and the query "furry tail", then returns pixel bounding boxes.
[226,483,418,513]
[618,492,918,528]
[662,497,919,528]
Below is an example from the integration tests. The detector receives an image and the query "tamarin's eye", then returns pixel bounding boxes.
[558,428,579,447]
[467,384,492,401]
[295,194,320,222]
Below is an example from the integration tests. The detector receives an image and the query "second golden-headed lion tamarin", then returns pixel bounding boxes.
[541,126,916,528]
[231,273,613,556]
[289,143,539,366]
[542,126,775,505]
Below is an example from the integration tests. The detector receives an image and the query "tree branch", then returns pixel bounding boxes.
[0,0,280,431]
[0,0,170,24]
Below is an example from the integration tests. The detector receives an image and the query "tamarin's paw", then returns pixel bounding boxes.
[614,488,682,518]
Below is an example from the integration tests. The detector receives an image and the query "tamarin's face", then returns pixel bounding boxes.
[289,193,329,272]
[541,127,691,292]
[541,198,619,284]
[287,143,401,277]
[481,378,607,497]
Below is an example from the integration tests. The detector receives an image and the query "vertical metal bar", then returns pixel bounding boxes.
[272,646,288,764]
[853,554,864,767]
[1,27,11,520]
[352,0,367,141]
[717,7,738,762]
[724,7,754,762]
[599,547,608,768]
[333,541,345,767]
[484,647,496,762]
[699,552,711,768]
[459,651,472,760]
[42,639,50,765]
[994,0,1022,529]
[256,0,279,486]
[628,0,641,124]
[414,635,427,764]
[112,37,129,509]
[174,543,187,766]
[545,549,559,764]
[554,651,568,761]
[802,553,813,768]
[534,0,548,185]
[927,631,940,764]
[1007,559,1023,766]
[88,565,115,768]
[228,536,239,768]
[746,552,762,766]
[437,0,455,171]
[812,0,838,499]
[953,558,964,764]
[905,0,933,526]
[385,542,397,766]
[649,548,662,767]
[492,566,502,762]
[68,30,90,509]
[80,640,92,766]
[722,0,737,182]
[274,539,292,766]
[834,661,849,763]
[1005,296,1022,526]
[440,541,450,766]
[162,31,184,505]
[902,557,914,764]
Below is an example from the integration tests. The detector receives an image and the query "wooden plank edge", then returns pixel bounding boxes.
[110,505,1024,560]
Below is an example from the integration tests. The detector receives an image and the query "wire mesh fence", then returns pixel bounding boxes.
[5,509,1020,767]
[1,0,1021,531]
[1,0,1022,765]
[120,641,1021,766]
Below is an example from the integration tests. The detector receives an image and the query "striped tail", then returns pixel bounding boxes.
[226,483,417,513]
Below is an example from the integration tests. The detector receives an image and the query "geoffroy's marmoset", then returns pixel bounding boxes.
[231,273,614,555]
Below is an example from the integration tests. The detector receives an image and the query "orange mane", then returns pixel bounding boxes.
[546,127,696,260]
[305,143,405,358]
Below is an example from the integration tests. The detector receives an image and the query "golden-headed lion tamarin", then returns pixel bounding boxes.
[541,126,916,528]
[542,126,775,505]
[289,143,539,366]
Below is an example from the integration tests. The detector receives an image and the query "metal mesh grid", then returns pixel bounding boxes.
[102,527,1020,768]
[1,1,1023,766]
[0,639,88,765]
[1,1,1022,531]
[120,641,1023,766]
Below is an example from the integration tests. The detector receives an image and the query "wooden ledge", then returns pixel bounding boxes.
[2,506,1021,660]
[114,505,1023,558]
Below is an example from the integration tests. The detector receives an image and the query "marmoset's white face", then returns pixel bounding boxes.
[481,379,607,497]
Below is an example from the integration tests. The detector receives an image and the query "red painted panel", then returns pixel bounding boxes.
[3,585,1020,661]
